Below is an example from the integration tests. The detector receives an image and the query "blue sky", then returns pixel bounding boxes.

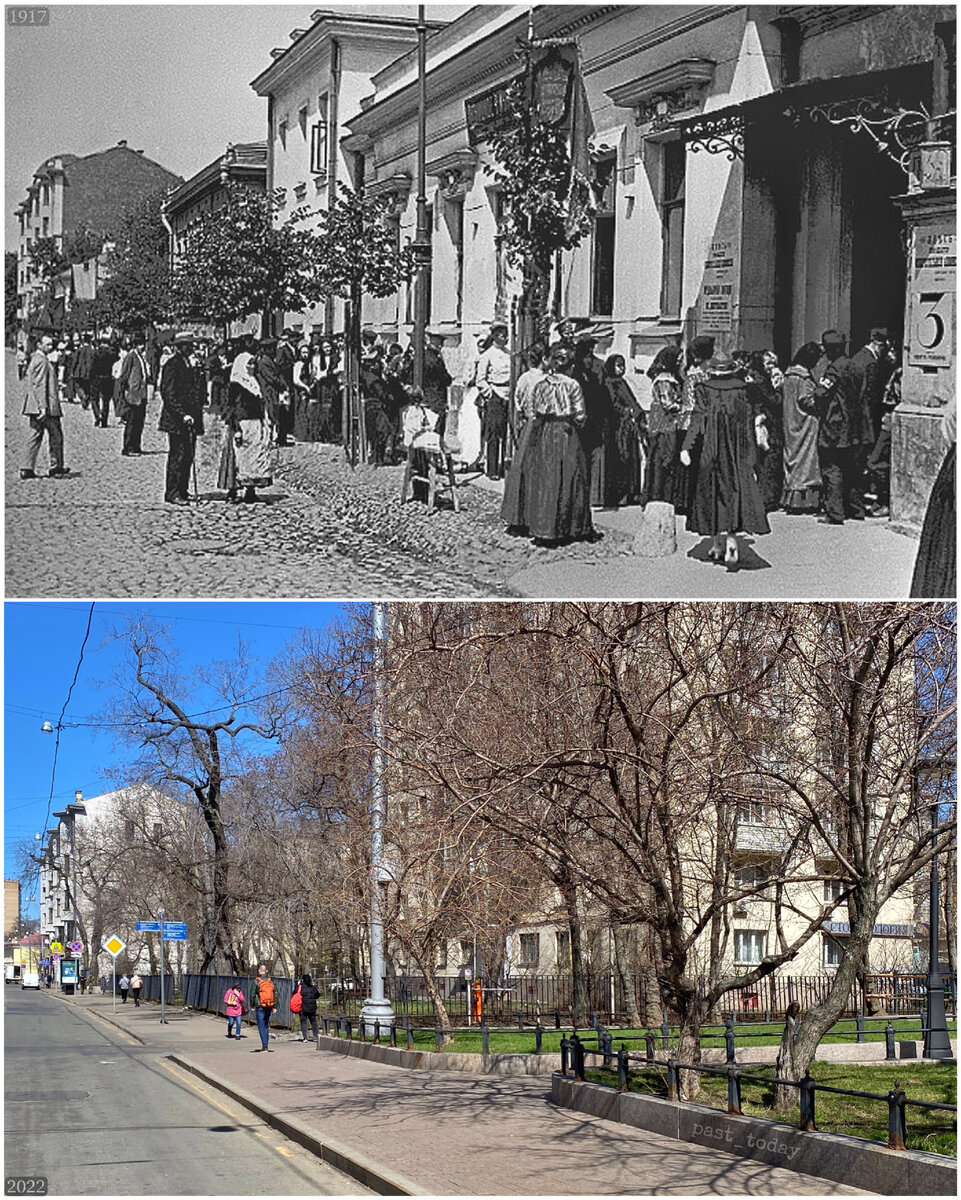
[4,601,349,910]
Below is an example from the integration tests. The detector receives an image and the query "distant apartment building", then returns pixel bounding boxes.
[14,139,182,324]
[4,879,21,941]
[163,141,268,266]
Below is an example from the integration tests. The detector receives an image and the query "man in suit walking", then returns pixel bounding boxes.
[159,332,204,505]
[89,335,117,427]
[273,327,298,446]
[811,330,874,525]
[72,332,94,410]
[118,331,151,456]
[21,331,69,480]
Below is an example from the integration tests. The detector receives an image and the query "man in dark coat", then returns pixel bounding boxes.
[422,332,452,425]
[89,336,117,427]
[810,330,874,525]
[159,333,205,505]
[253,338,290,447]
[71,333,94,410]
[849,326,893,445]
[273,328,298,446]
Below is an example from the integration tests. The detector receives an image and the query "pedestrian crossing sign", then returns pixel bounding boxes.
[102,935,125,957]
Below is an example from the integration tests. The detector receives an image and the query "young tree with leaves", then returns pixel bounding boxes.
[97,190,174,330]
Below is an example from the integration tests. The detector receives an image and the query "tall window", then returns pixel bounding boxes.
[519,932,540,966]
[660,139,686,318]
[277,117,288,151]
[738,800,767,826]
[734,929,766,965]
[591,155,616,316]
[737,862,771,893]
[311,94,329,175]
[823,878,844,903]
[445,198,465,323]
[555,929,571,966]
[298,105,309,139]
[823,934,845,968]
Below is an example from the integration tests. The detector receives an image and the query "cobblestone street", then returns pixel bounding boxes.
[6,353,919,600]
[4,351,633,598]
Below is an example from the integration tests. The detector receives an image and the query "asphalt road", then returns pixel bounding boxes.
[3,989,371,1196]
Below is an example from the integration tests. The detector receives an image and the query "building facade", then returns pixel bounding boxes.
[14,140,182,326]
[250,7,447,333]
[163,141,268,267]
[341,3,954,518]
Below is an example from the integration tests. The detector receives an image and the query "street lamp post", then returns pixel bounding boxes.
[923,802,952,1059]
[359,602,396,1035]
[411,3,430,392]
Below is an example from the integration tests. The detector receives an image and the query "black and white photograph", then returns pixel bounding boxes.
[5,3,955,599]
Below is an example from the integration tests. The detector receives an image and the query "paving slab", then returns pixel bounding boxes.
[54,993,876,1196]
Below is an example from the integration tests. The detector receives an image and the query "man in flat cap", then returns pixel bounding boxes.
[159,332,205,505]
[20,330,68,480]
[809,329,872,524]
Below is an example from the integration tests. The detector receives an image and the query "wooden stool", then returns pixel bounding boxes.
[400,449,461,512]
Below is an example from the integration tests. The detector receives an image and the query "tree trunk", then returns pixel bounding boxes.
[557,870,589,1026]
[674,995,708,1100]
[774,1003,800,1112]
[612,921,642,1028]
[421,973,453,1044]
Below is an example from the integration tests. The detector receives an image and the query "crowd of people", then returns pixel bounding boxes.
[15,317,952,589]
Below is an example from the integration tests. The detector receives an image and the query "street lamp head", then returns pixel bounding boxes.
[75,790,83,804]
[41,720,53,734]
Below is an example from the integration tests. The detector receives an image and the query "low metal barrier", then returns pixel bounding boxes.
[560,1033,957,1152]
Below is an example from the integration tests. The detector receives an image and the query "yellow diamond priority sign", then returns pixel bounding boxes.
[103,935,126,957]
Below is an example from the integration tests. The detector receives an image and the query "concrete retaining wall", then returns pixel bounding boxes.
[551,1074,957,1196]
[317,1034,560,1075]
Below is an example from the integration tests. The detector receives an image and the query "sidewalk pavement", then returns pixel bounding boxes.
[471,475,919,600]
[57,992,873,1196]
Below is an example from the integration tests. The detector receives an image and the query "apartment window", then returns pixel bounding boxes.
[519,932,540,966]
[734,930,766,964]
[310,95,328,175]
[42,217,49,238]
[591,154,616,317]
[660,139,686,319]
[42,183,50,206]
[737,862,771,892]
[436,941,448,970]
[277,117,288,151]
[823,934,845,968]
[555,929,570,966]
[298,104,309,138]
[824,878,844,903]
[739,801,767,826]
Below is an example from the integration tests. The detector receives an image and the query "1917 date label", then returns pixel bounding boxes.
[6,8,50,24]
[5,1181,48,1196]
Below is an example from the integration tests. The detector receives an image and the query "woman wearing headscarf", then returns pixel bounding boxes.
[680,350,770,566]
[292,342,317,443]
[780,341,823,513]
[501,343,594,545]
[642,345,687,513]
[604,353,646,506]
[226,336,273,503]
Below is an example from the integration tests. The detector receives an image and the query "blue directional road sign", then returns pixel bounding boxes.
[161,922,188,940]
[136,921,161,932]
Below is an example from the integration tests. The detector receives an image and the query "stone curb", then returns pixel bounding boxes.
[551,1073,957,1196]
[167,1054,430,1197]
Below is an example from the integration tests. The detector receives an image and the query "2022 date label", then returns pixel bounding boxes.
[5,1181,48,1196]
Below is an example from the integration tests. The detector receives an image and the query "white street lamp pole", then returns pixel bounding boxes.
[360,602,395,1035]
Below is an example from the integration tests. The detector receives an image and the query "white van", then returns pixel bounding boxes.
[5,964,21,984]
[20,972,40,990]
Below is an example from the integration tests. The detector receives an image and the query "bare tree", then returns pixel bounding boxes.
[103,619,285,973]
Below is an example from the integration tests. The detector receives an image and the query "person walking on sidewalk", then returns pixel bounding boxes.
[118,973,130,1004]
[251,964,275,1052]
[159,333,205,506]
[224,982,246,1039]
[297,974,321,1043]
[20,332,69,480]
[129,971,143,1007]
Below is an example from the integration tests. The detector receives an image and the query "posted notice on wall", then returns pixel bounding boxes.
[909,223,955,368]
[699,240,736,332]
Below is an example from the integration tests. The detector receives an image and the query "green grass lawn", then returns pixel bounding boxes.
[584,1061,957,1157]
[322,1018,956,1058]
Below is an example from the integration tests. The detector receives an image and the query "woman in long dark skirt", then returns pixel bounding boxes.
[572,339,615,507]
[642,345,687,512]
[292,343,316,442]
[604,354,646,506]
[501,343,594,544]
[681,350,770,566]
[502,341,546,529]
[910,405,956,598]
